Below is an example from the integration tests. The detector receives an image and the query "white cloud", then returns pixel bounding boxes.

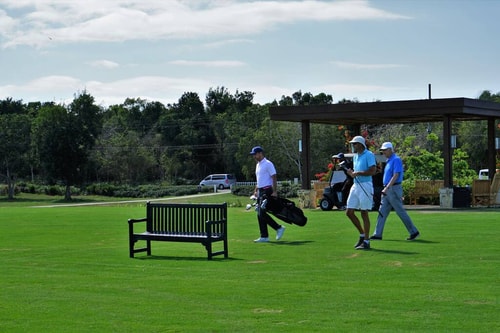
[0,9,17,35]
[332,61,406,70]
[2,75,81,93]
[321,83,405,92]
[0,75,83,104]
[169,60,246,67]
[88,60,120,69]
[87,76,218,105]
[314,83,412,101]
[0,75,214,106]
[1,0,411,48]
[202,38,254,48]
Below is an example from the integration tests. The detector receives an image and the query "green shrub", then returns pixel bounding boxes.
[83,183,200,198]
[85,183,118,196]
[45,185,62,196]
[231,183,301,198]
[231,185,254,197]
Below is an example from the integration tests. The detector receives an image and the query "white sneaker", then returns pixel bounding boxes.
[276,226,285,240]
[254,237,269,243]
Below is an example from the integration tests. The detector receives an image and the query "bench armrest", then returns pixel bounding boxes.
[128,217,147,224]
[128,217,147,236]
[206,219,226,226]
[206,219,227,236]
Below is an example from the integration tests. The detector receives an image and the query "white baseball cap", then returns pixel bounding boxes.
[380,142,394,151]
[349,136,366,149]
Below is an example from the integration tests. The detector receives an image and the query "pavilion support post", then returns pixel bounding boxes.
[352,124,361,136]
[301,121,311,190]
[443,116,453,188]
[487,118,496,181]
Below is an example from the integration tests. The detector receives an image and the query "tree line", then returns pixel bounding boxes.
[1,88,499,200]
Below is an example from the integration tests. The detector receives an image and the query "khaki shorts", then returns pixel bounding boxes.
[346,182,373,210]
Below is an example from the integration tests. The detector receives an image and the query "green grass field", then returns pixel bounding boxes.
[0,193,498,332]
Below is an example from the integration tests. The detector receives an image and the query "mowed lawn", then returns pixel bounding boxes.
[0,194,498,332]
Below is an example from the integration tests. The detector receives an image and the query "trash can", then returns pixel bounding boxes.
[453,186,471,208]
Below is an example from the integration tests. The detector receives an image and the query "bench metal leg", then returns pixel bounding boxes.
[204,241,229,260]
[129,238,135,258]
[206,242,213,260]
[129,238,152,258]
[222,239,228,258]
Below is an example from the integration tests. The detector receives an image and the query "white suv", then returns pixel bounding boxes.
[199,174,236,190]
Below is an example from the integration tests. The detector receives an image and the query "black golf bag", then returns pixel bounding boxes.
[262,196,307,227]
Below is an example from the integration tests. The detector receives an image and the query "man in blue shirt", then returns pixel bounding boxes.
[346,136,376,250]
[371,142,420,241]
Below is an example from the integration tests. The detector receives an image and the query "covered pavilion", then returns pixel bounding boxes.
[269,97,500,191]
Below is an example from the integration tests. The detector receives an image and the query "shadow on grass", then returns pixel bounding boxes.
[0,197,56,203]
[369,248,419,255]
[272,240,314,246]
[0,196,106,206]
[134,255,242,261]
[381,239,439,244]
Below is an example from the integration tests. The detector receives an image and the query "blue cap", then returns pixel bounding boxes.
[249,146,264,155]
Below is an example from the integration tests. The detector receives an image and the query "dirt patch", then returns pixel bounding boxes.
[253,308,283,314]
[247,260,267,264]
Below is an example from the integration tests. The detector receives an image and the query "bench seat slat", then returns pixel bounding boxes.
[143,231,225,235]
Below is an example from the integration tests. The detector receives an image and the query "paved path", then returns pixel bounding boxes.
[32,190,228,208]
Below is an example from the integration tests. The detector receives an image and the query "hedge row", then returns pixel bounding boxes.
[5,182,199,198]
[3,182,302,199]
[231,183,301,198]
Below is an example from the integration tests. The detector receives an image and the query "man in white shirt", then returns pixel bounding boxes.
[250,146,286,243]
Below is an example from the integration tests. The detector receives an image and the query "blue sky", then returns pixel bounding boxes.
[1,0,499,106]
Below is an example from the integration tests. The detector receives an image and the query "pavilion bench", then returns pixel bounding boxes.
[128,202,228,260]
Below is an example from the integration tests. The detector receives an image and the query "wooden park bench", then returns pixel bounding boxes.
[472,173,500,207]
[472,179,494,206]
[409,180,444,205]
[128,202,228,260]
[493,173,500,206]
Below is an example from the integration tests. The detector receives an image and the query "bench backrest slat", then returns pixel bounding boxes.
[146,202,227,234]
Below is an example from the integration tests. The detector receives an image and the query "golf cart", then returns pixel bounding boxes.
[319,153,386,211]
[319,154,352,211]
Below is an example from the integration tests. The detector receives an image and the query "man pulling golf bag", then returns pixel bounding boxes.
[261,196,307,227]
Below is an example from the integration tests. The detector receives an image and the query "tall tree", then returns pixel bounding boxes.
[206,87,256,177]
[68,92,102,184]
[0,97,24,115]
[158,92,212,181]
[0,111,31,199]
[479,90,500,103]
[33,93,101,200]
